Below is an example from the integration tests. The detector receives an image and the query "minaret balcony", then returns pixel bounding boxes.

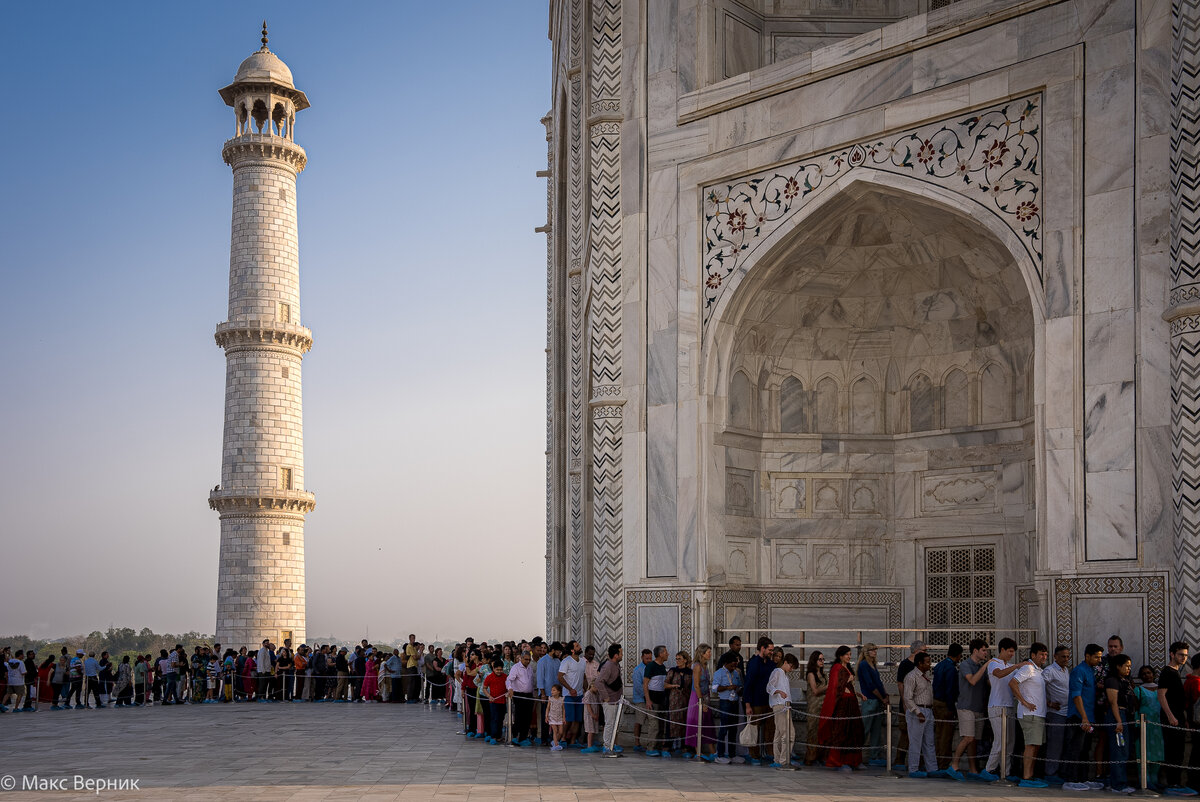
[215,319,313,353]
[209,488,316,514]
[222,133,307,171]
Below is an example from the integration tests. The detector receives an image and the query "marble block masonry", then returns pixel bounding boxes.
[209,24,313,649]
[543,0,1191,669]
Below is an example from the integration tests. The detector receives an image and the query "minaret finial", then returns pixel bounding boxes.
[261,21,269,49]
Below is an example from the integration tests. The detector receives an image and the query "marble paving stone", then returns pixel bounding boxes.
[0,702,1115,800]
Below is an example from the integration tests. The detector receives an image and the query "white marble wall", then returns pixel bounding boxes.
[549,0,1175,663]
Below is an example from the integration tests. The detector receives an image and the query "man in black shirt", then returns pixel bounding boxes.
[716,636,745,679]
[642,646,669,755]
[1158,641,1191,792]
[743,637,776,765]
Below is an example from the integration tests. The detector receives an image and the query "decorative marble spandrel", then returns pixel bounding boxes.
[702,95,1043,324]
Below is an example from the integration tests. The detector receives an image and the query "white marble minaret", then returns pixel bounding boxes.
[210,24,313,649]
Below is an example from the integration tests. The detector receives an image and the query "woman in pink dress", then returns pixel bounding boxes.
[361,654,379,701]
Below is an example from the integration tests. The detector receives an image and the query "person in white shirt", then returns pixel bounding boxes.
[557,641,588,746]
[766,653,800,770]
[983,637,1026,779]
[3,650,27,710]
[1041,645,1071,781]
[902,652,938,776]
[256,640,274,702]
[1008,643,1050,788]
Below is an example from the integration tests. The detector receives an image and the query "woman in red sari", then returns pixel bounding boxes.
[37,656,55,703]
[818,645,865,770]
[242,654,256,699]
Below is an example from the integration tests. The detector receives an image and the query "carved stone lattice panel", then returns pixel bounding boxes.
[702,94,1043,324]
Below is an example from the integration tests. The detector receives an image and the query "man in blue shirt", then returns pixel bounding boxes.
[932,644,963,769]
[1061,643,1104,791]
[712,651,743,763]
[858,644,889,766]
[630,648,652,751]
[536,642,563,747]
[743,637,775,765]
[83,652,104,709]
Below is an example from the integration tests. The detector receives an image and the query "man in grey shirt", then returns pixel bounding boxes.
[948,638,990,779]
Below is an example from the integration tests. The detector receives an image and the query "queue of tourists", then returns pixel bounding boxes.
[0,634,446,710]
[437,633,1200,796]
[6,630,1200,795]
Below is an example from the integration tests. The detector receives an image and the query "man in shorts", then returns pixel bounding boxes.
[1009,642,1050,788]
[557,641,587,747]
[948,638,990,779]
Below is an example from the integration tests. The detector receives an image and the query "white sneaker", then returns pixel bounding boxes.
[1088,782,1106,790]
[1063,782,1091,791]
[730,756,745,764]
[714,757,731,764]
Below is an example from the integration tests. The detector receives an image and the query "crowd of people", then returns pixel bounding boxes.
[0,634,447,710]
[6,629,1200,795]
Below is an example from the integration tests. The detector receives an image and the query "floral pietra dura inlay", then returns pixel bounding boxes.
[702,95,1043,325]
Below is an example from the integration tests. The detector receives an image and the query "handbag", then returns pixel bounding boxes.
[738,721,758,747]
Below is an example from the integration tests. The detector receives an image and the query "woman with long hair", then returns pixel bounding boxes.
[686,644,717,761]
[819,645,864,770]
[37,655,55,706]
[804,651,828,764]
[665,650,693,755]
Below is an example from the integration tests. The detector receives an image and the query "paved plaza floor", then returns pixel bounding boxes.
[1,702,1115,800]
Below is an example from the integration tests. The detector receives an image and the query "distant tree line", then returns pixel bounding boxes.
[0,627,214,658]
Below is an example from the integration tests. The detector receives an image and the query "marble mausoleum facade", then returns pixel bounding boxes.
[542,0,1200,669]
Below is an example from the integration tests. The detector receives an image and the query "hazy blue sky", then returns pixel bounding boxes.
[0,2,551,643]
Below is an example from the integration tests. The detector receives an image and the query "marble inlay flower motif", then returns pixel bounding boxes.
[702,95,1043,325]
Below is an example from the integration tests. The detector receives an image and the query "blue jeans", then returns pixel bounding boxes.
[717,699,739,757]
[861,698,884,760]
[163,673,178,703]
[1108,712,1130,788]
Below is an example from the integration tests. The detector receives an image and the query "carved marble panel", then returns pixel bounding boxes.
[774,543,807,581]
[725,467,756,517]
[849,478,882,515]
[812,543,847,580]
[812,478,845,515]
[727,538,755,581]
[770,474,807,517]
[920,469,998,515]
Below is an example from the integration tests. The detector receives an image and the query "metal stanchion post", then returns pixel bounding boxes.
[994,711,1015,786]
[604,698,624,757]
[885,703,898,778]
[507,696,514,745]
[1134,713,1160,797]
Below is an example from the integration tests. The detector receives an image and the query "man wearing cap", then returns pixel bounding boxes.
[334,647,350,702]
[894,639,926,769]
